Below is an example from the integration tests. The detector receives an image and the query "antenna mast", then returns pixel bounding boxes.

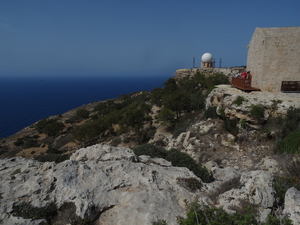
[219,58,222,68]
[193,57,195,68]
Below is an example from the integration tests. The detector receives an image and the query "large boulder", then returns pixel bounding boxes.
[0,144,203,225]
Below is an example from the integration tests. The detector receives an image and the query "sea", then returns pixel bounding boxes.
[0,75,171,138]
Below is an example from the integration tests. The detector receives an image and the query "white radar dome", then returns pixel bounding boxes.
[201,53,213,63]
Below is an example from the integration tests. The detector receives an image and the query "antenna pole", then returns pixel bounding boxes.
[193,57,195,68]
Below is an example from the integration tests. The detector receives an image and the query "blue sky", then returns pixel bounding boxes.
[1,0,299,77]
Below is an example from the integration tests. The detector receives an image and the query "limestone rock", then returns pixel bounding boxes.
[206,85,300,125]
[217,170,275,222]
[0,144,202,225]
[283,187,300,224]
[255,156,281,174]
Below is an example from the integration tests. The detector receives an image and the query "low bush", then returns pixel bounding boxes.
[14,135,40,148]
[250,104,265,120]
[166,149,214,183]
[46,147,62,154]
[133,144,214,183]
[133,144,167,159]
[224,117,239,135]
[35,153,70,163]
[204,106,218,119]
[281,107,300,138]
[232,96,246,106]
[36,119,65,137]
[287,159,300,179]
[274,175,300,207]
[277,129,300,154]
[177,199,292,225]
[14,138,24,146]
[76,109,90,119]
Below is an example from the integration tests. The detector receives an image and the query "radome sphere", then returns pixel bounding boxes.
[201,53,213,63]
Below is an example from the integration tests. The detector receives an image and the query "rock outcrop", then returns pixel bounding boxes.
[174,67,245,81]
[283,187,300,224]
[206,85,300,123]
[0,144,203,225]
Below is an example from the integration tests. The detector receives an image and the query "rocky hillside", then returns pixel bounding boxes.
[1,70,300,224]
[0,144,299,224]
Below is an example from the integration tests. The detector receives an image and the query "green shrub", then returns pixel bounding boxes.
[133,144,214,183]
[250,104,265,120]
[14,138,24,146]
[133,144,167,159]
[46,147,62,154]
[157,108,176,127]
[76,109,90,119]
[204,106,218,119]
[35,153,70,163]
[23,139,39,149]
[36,119,65,137]
[177,199,292,225]
[274,175,300,207]
[136,127,157,144]
[281,107,300,138]
[277,129,300,154]
[224,117,239,135]
[165,149,214,183]
[233,96,246,106]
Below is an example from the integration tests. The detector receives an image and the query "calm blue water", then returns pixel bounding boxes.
[0,75,170,138]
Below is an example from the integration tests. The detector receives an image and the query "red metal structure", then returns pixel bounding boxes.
[231,77,261,91]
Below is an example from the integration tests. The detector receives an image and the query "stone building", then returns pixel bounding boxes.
[247,27,300,92]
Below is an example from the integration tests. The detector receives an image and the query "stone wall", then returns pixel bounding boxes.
[247,27,300,92]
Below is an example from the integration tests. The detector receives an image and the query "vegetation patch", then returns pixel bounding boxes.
[204,106,218,119]
[36,118,65,137]
[232,96,247,106]
[224,117,239,135]
[281,107,300,138]
[250,104,265,120]
[14,135,40,148]
[13,202,57,223]
[35,153,70,163]
[175,199,292,225]
[274,175,300,207]
[133,144,214,183]
[277,130,300,154]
